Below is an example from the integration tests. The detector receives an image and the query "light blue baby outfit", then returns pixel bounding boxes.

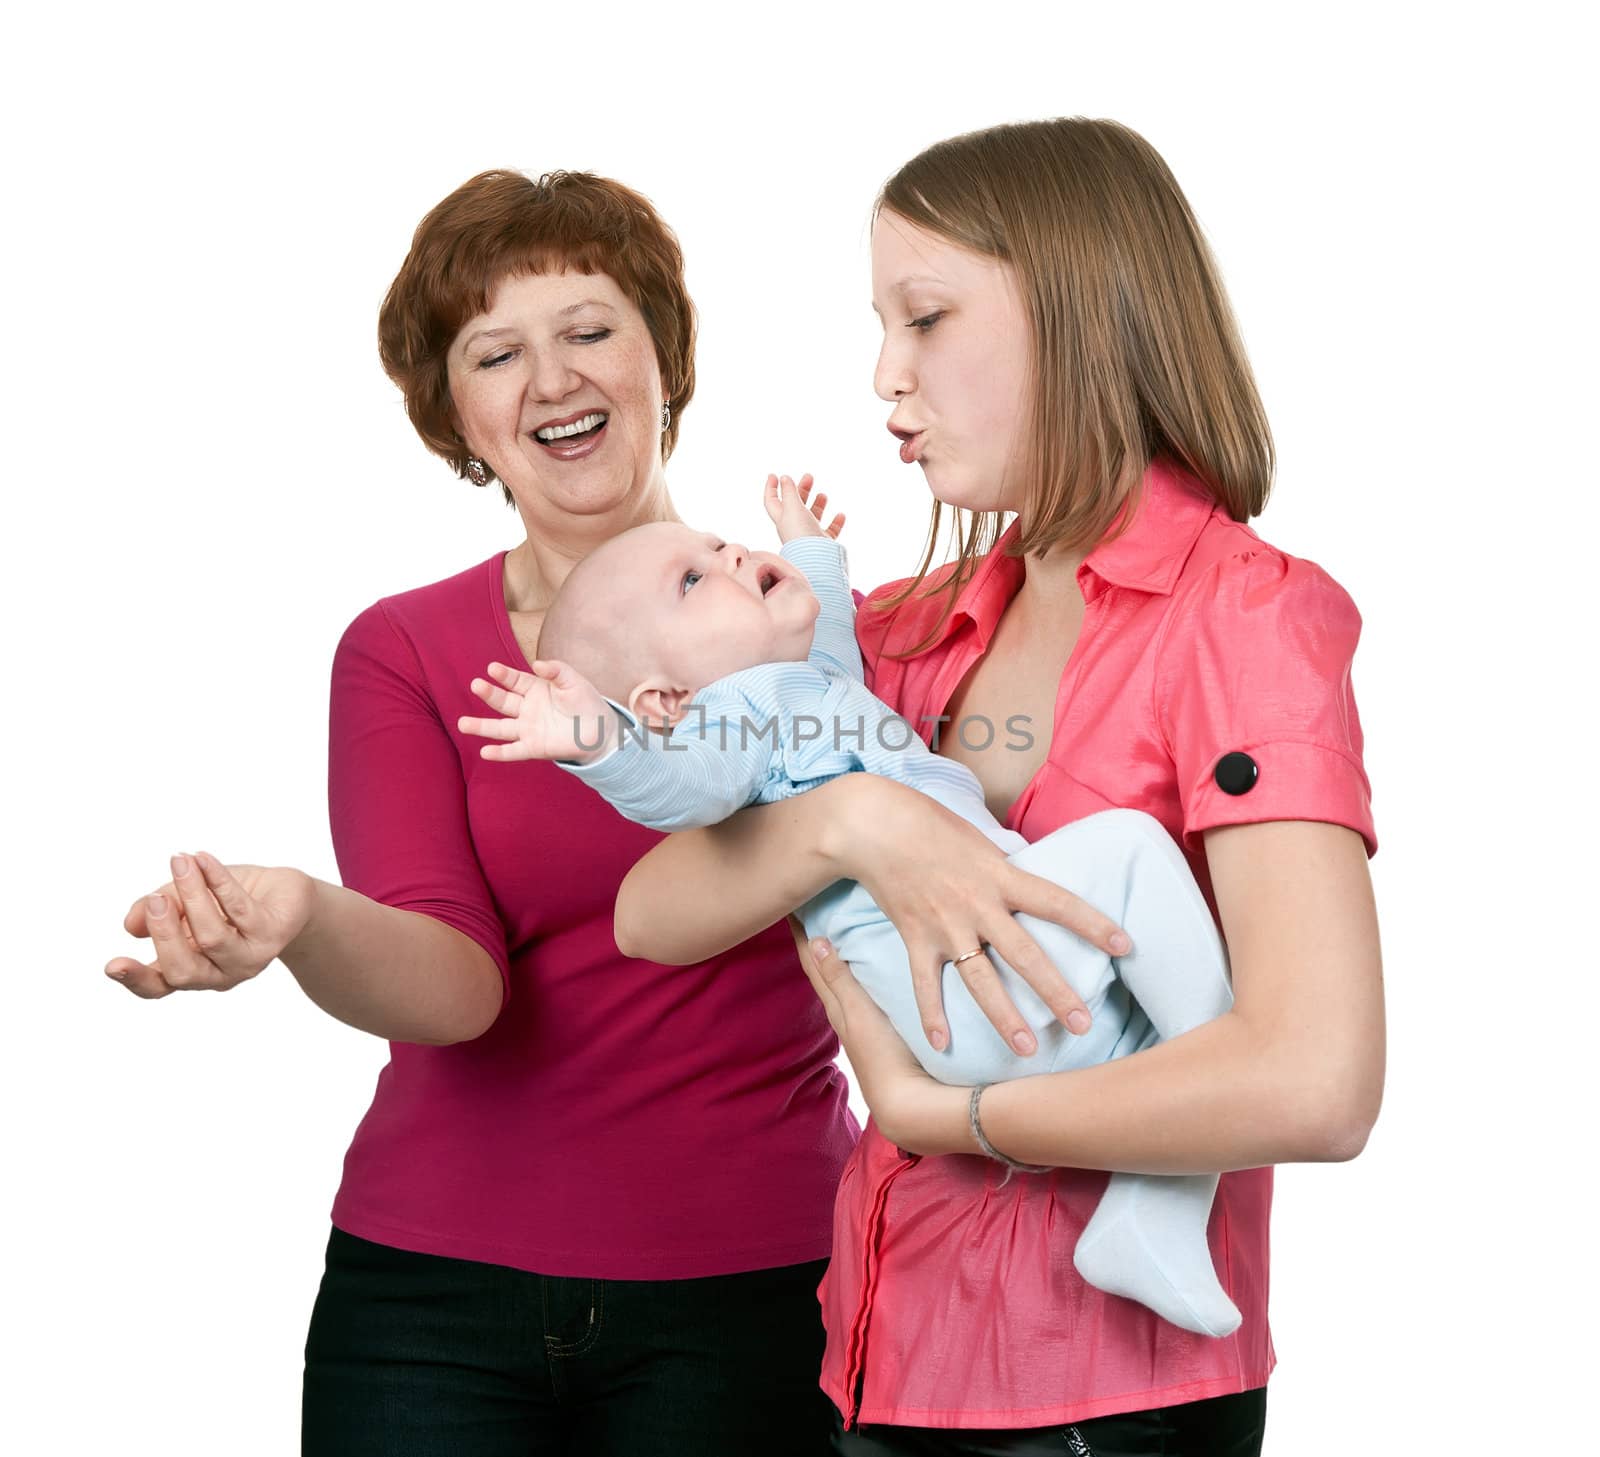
[560,536,1241,1336]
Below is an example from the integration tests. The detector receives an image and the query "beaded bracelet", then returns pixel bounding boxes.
[968,1084,1052,1175]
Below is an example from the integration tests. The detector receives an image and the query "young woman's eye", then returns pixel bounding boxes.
[907,311,944,333]
[681,570,702,594]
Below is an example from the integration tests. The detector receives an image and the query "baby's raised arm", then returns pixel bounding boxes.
[780,537,865,683]
[763,472,845,545]
[764,474,863,683]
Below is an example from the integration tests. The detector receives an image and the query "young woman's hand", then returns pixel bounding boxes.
[765,473,845,544]
[459,659,614,763]
[827,776,1130,1059]
[788,918,970,1154]
[105,854,316,998]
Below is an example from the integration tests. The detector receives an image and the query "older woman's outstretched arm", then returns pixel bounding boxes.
[281,880,505,1044]
[108,855,504,1045]
[105,599,521,1046]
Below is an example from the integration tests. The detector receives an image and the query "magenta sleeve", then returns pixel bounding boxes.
[1153,548,1377,857]
[327,602,512,1006]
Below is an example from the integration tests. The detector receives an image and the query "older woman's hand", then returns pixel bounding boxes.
[105,853,315,998]
[826,776,1130,1059]
[788,918,971,1154]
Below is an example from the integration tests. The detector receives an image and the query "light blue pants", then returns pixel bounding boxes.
[797,805,1232,1083]
[796,805,1241,1335]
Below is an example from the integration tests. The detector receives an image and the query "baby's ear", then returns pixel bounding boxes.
[629,684,697,732]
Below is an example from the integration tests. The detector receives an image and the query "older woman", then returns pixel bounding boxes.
[617,118,1384,1455]
[104,170,858,1456]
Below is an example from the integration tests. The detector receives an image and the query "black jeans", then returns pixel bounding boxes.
[832,1387,1267,1456]
[302,1225,836,1455]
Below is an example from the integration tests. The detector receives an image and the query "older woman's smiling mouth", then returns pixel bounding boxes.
[531,409,610,459]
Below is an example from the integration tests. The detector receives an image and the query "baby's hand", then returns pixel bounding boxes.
[764,473,845,545]
[458,660,617,764]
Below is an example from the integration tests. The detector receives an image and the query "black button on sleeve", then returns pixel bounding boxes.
[1214,751,1259,796]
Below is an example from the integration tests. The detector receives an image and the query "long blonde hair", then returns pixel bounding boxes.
[870,118,1274,658]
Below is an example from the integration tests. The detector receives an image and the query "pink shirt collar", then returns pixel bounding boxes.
[872,459,1221,659]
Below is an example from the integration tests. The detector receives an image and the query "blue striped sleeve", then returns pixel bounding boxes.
[781,537,864,684]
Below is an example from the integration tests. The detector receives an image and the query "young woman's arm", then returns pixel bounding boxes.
[616,772,1129,1052]
[614,774,861,963]
[802,817,1385,1172]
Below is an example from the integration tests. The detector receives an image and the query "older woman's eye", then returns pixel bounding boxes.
[479,350,516,369]
[681,570,702,594]
[573,329,612,344]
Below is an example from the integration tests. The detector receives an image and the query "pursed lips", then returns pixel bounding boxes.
[888,421,926,464]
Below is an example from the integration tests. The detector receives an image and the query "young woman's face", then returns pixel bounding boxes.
[447,270,667,522]
[870,210,1033,514]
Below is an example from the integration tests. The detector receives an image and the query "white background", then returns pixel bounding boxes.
[6,2,1595,1451]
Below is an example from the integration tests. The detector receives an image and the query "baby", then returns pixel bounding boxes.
[459,476,1241,1338]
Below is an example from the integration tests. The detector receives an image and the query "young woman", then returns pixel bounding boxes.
[617,117,1384,1455]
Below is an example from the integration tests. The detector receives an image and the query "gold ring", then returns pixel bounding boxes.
[951,945,987,965]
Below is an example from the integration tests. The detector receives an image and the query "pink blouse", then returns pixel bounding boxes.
[820,458,1377,1429]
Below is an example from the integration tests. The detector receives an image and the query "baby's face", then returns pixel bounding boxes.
[605,522,821,712]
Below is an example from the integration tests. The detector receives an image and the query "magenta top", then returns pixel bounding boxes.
[325,550,858,1279]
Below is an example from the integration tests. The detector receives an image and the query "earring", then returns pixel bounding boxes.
[660,400,671,432]
[465,457,490,487]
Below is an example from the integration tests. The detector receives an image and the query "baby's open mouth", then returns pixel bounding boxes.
[758,567,782,596]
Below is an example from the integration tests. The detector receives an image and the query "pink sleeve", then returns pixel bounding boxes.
[328,603,512,1007]
[1154,549,1377,857]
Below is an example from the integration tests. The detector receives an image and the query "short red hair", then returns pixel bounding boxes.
[378,170,697,502]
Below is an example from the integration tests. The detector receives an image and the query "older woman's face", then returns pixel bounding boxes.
[870,210,1032,514]
[447,270,666,520]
